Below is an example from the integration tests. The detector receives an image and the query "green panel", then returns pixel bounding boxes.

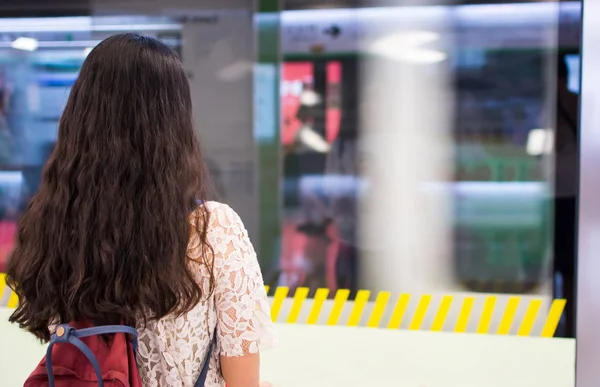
[259,0,279,13]
[258,15,280,63]
[255,0,281,281]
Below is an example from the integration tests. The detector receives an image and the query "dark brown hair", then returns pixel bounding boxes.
[6,33,213,342]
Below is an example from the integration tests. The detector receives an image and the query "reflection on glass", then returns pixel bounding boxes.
[276,2,580,299]
[0,16,182,270]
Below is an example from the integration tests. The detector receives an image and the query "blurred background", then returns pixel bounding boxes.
[0,0,581,337]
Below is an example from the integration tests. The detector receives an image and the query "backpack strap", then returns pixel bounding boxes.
[194,328,217,387]
[46,324,138,387]
[75,325,139,353]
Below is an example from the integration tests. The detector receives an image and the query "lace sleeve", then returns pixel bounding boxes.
[207,202,275,357]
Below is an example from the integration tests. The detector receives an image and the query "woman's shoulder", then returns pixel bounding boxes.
[194,200,227,212]
[191,200,246,233]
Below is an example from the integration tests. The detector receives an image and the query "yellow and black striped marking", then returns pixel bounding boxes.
[0,274,18,308]
[0,275,566,338]
[265,286,566,338]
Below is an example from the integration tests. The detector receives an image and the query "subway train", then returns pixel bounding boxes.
[278,2,579,299]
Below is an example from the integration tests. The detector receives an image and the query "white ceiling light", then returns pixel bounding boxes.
[377,30,440,49]
[0,171,24,185]
[368,31,446,64]
[12,37,38,51]
[526,128,553,156]
[389,48,447,64]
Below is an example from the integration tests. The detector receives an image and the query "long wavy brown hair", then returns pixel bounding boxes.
[6,33,213,342]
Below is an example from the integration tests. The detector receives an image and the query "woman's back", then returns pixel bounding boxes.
[5,34,273,387]
[138,202,273,387]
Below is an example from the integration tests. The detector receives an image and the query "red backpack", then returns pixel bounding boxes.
[23,322,214,387]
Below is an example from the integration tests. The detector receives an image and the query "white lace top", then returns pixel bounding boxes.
[135,201,274,387]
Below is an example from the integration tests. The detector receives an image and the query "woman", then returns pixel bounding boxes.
[5,34,273,387]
